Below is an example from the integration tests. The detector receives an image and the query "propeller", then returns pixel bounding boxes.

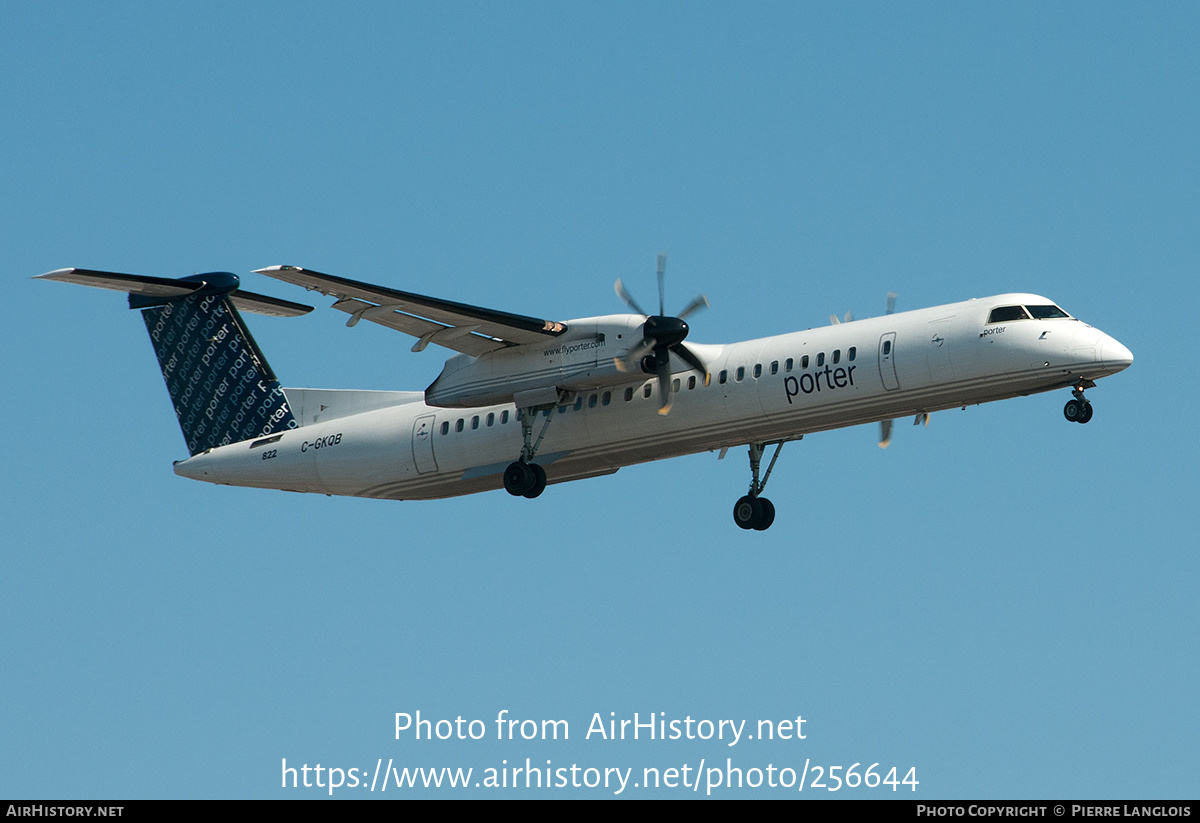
[879,418,893,449]
[614,253,709,415]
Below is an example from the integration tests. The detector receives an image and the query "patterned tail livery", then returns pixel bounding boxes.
[36,268,313,455]
[141,290,297,454]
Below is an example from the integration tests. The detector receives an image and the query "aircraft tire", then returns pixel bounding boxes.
[504,461,535,496]
[733,495,762,530]
[752,498,775,531]
[522,463,547,499]
[1064,399,1082,422]
[1078,402,1093,424]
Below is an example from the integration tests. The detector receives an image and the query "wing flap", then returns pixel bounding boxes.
[332,297,500,356]
[255,265,568,355]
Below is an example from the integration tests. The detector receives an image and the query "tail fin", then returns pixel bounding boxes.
[38,268,313,455]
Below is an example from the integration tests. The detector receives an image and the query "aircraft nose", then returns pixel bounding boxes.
[1101,336,1134,372]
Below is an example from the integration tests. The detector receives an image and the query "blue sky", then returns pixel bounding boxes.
[2,2,1196,798]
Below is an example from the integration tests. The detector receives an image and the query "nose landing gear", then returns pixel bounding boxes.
[1064,379,1096,424]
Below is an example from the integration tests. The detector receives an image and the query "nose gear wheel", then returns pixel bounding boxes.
[1064,380,1095,424]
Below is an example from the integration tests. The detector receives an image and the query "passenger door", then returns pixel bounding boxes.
[412,414,438,474]
[878,332,900,391]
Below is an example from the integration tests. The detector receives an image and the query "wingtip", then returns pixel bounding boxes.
[35,268,77,281]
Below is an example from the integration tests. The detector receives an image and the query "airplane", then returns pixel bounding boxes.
[36,259,1133,531]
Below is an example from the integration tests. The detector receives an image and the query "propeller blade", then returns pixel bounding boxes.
[614,279,648,317]
[886,292,897,315]
[614,337,656,372]
[655,349,673,415]
[677,294,709,320]
[879,419,893,449]
[656,252,666,316]
[672,342,710,385]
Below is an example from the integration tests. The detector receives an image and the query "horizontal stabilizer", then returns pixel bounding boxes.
[37,268,312,317]
[228,291,315,318]
[37,266,304,454]
[38,267,198,298]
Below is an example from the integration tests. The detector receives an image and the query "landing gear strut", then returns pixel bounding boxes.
[1063,380,1095,424]
[504,401,559,498]
[732,440,788,531]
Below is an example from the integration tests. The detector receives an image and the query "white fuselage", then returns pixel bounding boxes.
[173,293,1133,500]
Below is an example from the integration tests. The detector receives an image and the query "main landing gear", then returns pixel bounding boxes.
[1063,379,1096,424]
[732,440,788,531]
[503,402,558,498]
[504,459,546,499]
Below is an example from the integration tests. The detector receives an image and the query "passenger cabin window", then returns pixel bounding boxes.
[832,349,841,364]
[753,364,762,378]
[736,366,745,382]
[848,347,856,362]
[624,387,634,402]
[719,370,728,384]
[988,305,1031,323]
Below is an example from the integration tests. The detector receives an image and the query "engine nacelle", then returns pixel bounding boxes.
[424,315,646,408]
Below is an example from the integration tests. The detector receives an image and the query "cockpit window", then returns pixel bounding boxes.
[987,305,1030,323]
[1026,304,1071,320]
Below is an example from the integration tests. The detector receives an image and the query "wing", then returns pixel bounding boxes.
[255,265,568,356]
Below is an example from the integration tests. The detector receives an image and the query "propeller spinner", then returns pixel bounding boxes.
[614,253,709,415]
